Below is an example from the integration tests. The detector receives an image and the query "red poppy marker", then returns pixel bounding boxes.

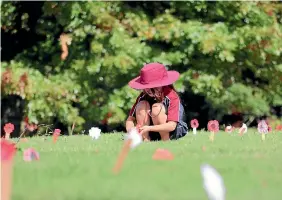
[53,129,61,143]
[190,119,199,135]
[276,125,282,131]
[23,148,40,162]
[207,120,219,142]
[3,123,15,139]
[258,120,268,141]
[1,139,17,200]
[152,148,174,160]
[225,125,233,133]
[238,123,247,136]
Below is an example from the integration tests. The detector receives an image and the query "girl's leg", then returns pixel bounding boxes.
[135,100,151,141]
[151,103,170,141]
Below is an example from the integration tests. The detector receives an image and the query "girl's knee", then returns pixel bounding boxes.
[151,103,166,117]
[136,100,150,112]
[135,100,151,126]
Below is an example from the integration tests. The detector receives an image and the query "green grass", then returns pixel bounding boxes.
[11,131,282,200]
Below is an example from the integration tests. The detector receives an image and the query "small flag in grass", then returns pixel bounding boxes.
[1,139,17,200]
[190,119,199,135]
[276,124,282,131]
[23,148,40,162]
[207,120,219,142]
[4,123,15,139]
[225,125,233,133]
[238,123,247,136]
[258,120,268,141]
[201,164,226,200]
[53,129,61,143]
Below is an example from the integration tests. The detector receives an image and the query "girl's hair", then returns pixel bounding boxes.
[167,84,180,99]
[144,84,178,102]
[167,84,178,92]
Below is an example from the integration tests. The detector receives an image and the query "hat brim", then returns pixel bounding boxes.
[128,71,180,90]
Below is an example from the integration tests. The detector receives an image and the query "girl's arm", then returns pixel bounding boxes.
[125,116,135,132]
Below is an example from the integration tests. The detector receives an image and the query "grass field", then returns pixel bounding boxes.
[11,130,282,200]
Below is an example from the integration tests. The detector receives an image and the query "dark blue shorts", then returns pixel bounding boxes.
[148,117,188,141]
[149,123,187,141]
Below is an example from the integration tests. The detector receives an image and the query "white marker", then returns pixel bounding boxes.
[89,127,101,140]
[201,164,226,200]
[125,127,142,149]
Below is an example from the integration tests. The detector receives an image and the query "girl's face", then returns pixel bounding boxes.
[143,87,162,97]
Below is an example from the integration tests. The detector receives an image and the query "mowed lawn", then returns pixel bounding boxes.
[12,131,282,200]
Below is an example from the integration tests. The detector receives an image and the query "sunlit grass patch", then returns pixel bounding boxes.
[12,130,282,200]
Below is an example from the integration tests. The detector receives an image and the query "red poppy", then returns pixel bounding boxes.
[190,119,199,129]
[152,148,174,160]
[3,123,15,135]
[53,129,61,136]
[257,120,268,134]
[23,148,40,162]
[53,129,61,143]
[1,139,16,161]
[276,125,282,131]
[207,120,219,133]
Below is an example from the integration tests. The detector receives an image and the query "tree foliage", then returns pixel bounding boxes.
[1,1,282,132]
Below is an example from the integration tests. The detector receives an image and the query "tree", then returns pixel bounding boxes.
[1,1,282,134]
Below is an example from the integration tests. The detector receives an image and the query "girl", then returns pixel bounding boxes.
[126,62,188,141]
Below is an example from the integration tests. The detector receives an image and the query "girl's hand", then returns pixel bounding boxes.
[139,125,152,135]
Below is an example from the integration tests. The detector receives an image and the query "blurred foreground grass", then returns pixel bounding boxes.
[12,130,282,200]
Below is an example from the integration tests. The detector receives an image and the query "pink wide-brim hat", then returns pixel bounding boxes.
[128,63,180,90]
